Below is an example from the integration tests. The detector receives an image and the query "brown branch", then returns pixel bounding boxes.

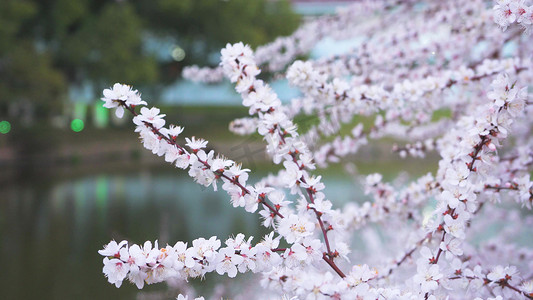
[122,102,284,219]
[322,253,346,278]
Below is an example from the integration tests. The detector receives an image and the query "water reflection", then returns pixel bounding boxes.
[0,170,266,300]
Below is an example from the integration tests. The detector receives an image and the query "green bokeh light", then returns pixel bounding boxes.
[171,46,186,61]
[71,119,84,132]
[94,103,109,128]
[0,121,11,134]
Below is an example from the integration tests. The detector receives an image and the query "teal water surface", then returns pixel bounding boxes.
[0,169,268,299]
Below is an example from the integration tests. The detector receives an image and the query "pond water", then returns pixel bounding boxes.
[0,167,361,300]
[0,169,263,299]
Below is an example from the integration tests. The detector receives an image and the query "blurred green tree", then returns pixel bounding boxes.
[0,0,65,121]
[136,0,300,81]
[1,0,300,121]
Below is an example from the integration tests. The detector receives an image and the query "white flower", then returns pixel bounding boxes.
[164,143,181,164]
[237,245,257,273]
[445,164,470,187]
[439,237,463,260]
[99,240,128,257]
[139,130,162,154]
[220,42,256,82]
[128,267,148,289]
[413,263,442,293]
[365,173,382,187]
[192,236,221,262]
[175,153,191,169]
[521,280,533,294]
[267,190,290,210]
[514,174,532,207]
[255,235,282,272]
[287,60,317,88]
[215,247,244,278]
[346,264,378,286]
[124,244,146,268]
[440,190,460,209]
[235,75,255,93]
[101,83,138,118]
[133,107,166,129]
[102,257,130,288]
[126,92,147,107]
[302,238,323,263]
[278,214,314,243]
[185,137,208,152]
[419,246,437,264]
[283,243,308,268]
[167,125,184,137]
[487,74,521,109]
[487,265,519,283]
[242,193,259,212]
[176,294,205,300]
[301,174,325,193]
[210,157,233,173]
[281,161,303,188]
[173,241,196,269]
[259,207,276,228]
[493,0,516,30]
[221,42,253,63]
[443,214,466,239]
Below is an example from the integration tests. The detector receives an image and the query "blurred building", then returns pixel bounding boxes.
[291,0,355,15]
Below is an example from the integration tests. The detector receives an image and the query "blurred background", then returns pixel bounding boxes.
[0,0,436,299]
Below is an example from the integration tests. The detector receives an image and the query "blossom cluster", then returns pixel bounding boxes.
[493,0,533,33]
[100,84,296,221]
[218,41,353,281]
[408,73,530,297]
[182,0,408,83]
[99,80,354,297]
[97,0,533,299]
[98,233,286,289]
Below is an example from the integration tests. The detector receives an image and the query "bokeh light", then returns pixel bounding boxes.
[171,46,186,61]
[71,119,84,132]
[94,103,109,128]
[0,121,11,134]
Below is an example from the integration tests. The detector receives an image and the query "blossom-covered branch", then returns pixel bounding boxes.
[95,0,533,298]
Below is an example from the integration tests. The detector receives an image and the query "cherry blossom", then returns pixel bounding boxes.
[96,1,533,298]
